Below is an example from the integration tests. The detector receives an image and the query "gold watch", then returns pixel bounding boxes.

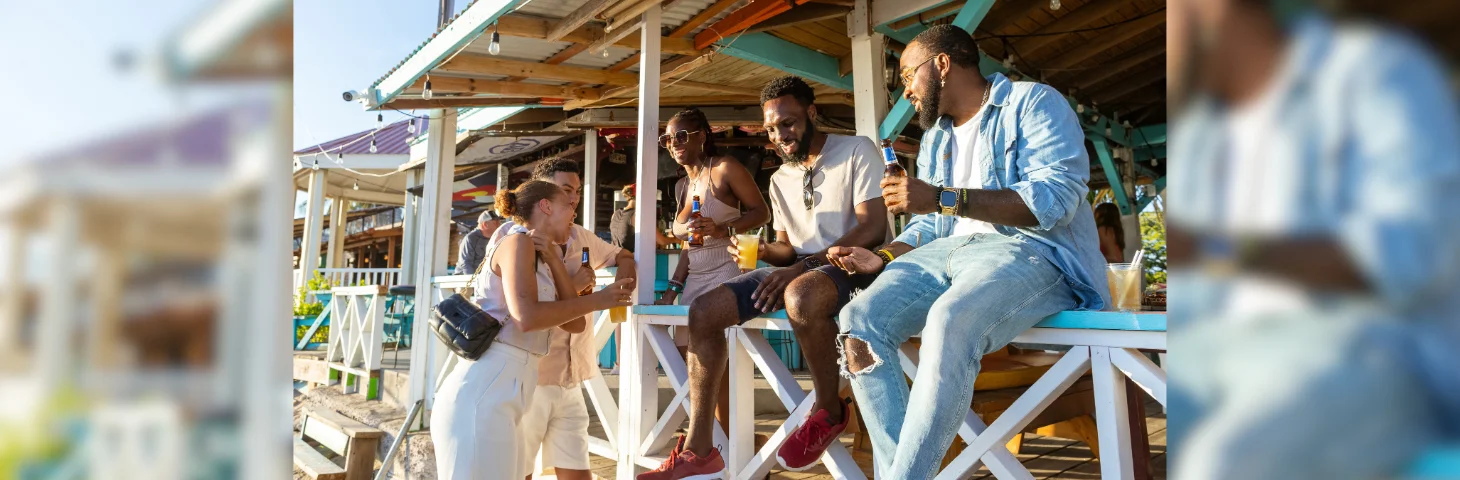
[938,187,960,216]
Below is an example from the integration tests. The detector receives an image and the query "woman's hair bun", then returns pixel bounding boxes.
[494,189,518,219]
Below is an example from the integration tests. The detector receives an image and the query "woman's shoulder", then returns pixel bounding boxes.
[711,154,751,177]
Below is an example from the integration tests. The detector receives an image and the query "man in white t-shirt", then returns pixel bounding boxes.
[491,158,636,480]
[639,76,889,480]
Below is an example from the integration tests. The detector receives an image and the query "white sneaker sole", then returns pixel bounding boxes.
[775,452,821,473]
[678,470,725,480]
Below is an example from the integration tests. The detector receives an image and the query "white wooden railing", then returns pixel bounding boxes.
[326,285,388,398]
[317,268,401,288]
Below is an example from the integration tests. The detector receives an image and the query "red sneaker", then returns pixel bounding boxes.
[775,400,850,471]
[637,436,726,480]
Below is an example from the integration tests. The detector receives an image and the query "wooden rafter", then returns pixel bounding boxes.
[1011,0,1129,56]
[546,0,617,42]
[438,55,642,86]
[385,97,542,109]
[1040,13,1165,70]
[693,0,812,50]
[671,0,741,37]
[406,76,602,99]
[1069,39,1164,90]
[503,43,591,83]
[495,14,700,55]
[1087,63,1165,104]
[744,4,851,34]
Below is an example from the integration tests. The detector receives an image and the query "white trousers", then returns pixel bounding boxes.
[431,343,540,480]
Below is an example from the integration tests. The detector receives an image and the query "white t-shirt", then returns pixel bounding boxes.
[767,134,883,255]
[948,112,999,236]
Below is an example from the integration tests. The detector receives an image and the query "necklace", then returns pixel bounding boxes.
[688,157,713,192]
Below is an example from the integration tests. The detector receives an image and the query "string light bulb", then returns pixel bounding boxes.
[1003,56,1014,70]
[601,48,610,58]
[353,181,360,190]
[488,31,502,55]
[311,161,320,171]
[369,137,378,153]
[1050,0,1061,10]
[407,118,417,134]
[423,77,433,100]
[376,113,383,129]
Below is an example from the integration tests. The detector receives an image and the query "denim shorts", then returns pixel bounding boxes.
[720,263,877,323]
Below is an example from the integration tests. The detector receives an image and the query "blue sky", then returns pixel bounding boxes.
[293,1,463,150]
[0,0,229,165]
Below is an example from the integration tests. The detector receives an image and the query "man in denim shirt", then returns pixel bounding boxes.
[825,25,1108,479]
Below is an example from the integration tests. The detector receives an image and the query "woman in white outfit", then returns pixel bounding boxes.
[431,180,634,480]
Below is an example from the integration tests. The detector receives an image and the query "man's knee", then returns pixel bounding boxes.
[688,287,738,338]
[841,336,880,375]
[784,272,836,324]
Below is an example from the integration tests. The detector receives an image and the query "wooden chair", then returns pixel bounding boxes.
[294,408,384,480]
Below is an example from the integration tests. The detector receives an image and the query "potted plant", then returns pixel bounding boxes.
[293,273,333,349]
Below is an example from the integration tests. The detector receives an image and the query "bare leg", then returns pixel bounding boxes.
[682,345,731,431]
[783,272,846,422]
[552,468,592,480]
[684,287,740,456]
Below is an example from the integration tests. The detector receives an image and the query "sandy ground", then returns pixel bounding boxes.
[294,384,436,480]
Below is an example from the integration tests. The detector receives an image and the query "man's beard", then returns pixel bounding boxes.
[916,72,944,130]
[776,121,817,166]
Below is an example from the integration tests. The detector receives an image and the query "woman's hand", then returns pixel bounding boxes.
[654,290,679,305]
[527,229,559,259]
[727,234,765,269]
[827,246,885,275]
[688,217,725,240]
[588,277,636,310]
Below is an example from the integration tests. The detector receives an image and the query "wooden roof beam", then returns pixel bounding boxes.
[406,76,602,99]
[1041,12,1165,70]
[495,14,699,55]
[745,4,852,34]
[1011,0,1129,57]
[438,55,641,86]
[384,97,545,109]
[546,0,617,42]
[693,0,813,50]
[1069,39,1165,90]
[670,0,740,37]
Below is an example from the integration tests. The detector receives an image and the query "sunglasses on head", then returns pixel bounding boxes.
[658,129,702,148]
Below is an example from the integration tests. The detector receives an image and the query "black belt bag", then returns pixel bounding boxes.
[430,292,502,361]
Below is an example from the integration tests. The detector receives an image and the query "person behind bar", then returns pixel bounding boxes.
[430,180,633,480]
[638,76,889,479]
[824,25,1108,479]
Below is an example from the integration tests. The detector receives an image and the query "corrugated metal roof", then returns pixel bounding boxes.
[292,118,424,156]
[38,102,271,169]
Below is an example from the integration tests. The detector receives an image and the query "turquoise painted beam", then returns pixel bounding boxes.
[714,32,851,91]
[1133,124,1167,146]
[1092,136,1133,215]
[1134,145,1167,162]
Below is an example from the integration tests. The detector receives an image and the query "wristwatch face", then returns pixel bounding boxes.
[803,256,825,269]
[939,189,958,213]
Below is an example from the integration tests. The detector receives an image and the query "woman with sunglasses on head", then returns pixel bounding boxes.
[431,180,634,480]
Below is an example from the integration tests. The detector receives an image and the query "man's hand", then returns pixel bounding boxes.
[688,216,726,240]
[727,235,766,271]
[881,176,940,215]
[572,266,596,294]
[751,263,806,313]
[827,246,885,275]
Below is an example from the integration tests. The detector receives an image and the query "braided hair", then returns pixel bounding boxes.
[668,107,717,157]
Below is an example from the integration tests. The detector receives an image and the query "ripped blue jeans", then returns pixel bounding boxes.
[838,233,1077,479]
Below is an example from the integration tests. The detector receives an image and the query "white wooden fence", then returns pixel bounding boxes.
[316,268,401,289]
[325,285,388,398]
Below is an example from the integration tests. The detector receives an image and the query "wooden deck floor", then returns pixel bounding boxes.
[572,402,1167,479]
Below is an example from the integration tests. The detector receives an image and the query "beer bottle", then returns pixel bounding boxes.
[688,195,704,247]
[881,139,905,177]
[578,247,594,296]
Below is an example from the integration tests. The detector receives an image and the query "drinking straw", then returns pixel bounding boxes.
[1133,249,1146,269]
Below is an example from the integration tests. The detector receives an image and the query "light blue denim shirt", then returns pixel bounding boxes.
[896,72,1110,310]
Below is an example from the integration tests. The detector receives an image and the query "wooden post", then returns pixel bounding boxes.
[399,170,420,283]
[1091,346,1136,480]
[620,5,662,477]
[327,198,347,268]
[583,128,599,231]
[498,162,510,192]
[300,170,327,283]
[37,198,79,395]
[850,0,889,142]
[407,108,459,416]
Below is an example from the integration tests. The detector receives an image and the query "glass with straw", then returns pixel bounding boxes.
[733,226,763,271]
[1106,249,1145,312]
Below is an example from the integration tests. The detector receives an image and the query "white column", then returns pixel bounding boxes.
[299,170,327,282]
[0,224,25,354]
[326,198,347,268]
[37,198,79,395]
[619,6,662,478]
[582,128,599,231]
[850,0,889,142]
[399,169,420,281]
[408,108,459,411]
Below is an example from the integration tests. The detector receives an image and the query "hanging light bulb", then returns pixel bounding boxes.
[423,77,433,100]
[488,31,502,55]
[353,181,360,190]
[1123,120,1133,129]
[1076,104,1085,114]
[1050,0,1061,10]
[1003,56,1014,70]
[407,118,417,134]
[311,161,320,171]
[376,113,383,129]
[600,48,611,58]
[369,137,378,153]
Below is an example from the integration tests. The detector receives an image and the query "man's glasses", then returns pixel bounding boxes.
[658,129,702,147]
[802,167,816,210]
[899,55,938,87]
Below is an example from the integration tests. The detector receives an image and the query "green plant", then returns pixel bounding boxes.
[1140,212,1167,286]
[293,273,333,316]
